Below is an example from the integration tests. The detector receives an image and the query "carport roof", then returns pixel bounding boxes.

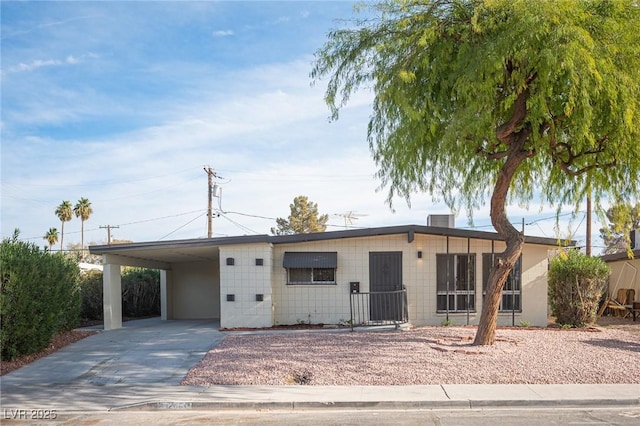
[89,224,566,267]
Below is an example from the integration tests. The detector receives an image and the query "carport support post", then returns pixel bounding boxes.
[102,255,122,330]
[160,270,173,320]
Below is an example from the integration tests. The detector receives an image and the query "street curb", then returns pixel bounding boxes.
[111,398,640,411]
[468,398,640,408]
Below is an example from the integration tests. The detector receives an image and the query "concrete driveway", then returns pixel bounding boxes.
[1,318,223,410]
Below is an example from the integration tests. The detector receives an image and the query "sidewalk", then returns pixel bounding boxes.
[2,384,639,412]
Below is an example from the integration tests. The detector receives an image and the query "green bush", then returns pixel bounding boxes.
[79,270,103,320]
[122,268,160,317]
[79,267,160,320]
[0,233,80,361]
[548,249,610,328]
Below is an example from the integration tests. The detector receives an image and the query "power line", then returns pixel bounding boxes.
[158,212,207,240]
[218,212,259,235]
[118,210,205,226]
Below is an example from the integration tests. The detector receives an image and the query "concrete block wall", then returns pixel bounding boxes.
[268,234,551,328]
[272,234,419,326]
[219,243,273,328]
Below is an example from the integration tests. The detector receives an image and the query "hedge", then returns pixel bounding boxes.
[0,234,81,361]
[80,268,160,320]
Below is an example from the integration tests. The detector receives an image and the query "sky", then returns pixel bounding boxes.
[1,1,603,253]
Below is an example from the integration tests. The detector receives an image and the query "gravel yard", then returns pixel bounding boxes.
[182,322,640,386]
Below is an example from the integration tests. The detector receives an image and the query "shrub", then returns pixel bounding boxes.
[122,268,160,317]
[80,270,103,320]
[79,267,160,320]
[0,233,80,361]
[548,249,609,328]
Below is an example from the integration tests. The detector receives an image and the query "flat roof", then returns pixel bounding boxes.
[90,224,565,256]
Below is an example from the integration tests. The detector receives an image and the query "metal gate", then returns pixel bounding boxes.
[349,288,408,330]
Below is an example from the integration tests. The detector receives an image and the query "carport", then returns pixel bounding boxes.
[90,239,222,330]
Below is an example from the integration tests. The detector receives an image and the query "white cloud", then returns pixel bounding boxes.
[7,53,91,74]
[10,58,61,72]
[212,29,234,37]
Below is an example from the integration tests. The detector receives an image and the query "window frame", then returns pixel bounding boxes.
[283,252,338,286]
[482,253,522,312]
[436,253,476,313]
[286,267,337,285]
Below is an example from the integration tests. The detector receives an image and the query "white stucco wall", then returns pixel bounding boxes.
[170,260,220,320]
[219,243,273,329]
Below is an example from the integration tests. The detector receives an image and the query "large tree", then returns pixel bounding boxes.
[271,195,329,235]
[600,203,640,254]
[55,200,73,252]
[312,0,640,344]
[73,197,93,260]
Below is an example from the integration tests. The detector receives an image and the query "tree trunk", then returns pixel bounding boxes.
[474,90,531,346]
[60,221,65,252]
[81,221,84,261]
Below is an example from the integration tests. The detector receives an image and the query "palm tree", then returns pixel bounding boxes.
[55,200,73,252]
[73,197,93,260]
[43,227,59,252]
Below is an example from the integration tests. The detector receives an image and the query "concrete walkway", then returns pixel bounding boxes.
[1,318,639,412]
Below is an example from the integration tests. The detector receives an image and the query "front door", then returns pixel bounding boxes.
[369,251,403,321]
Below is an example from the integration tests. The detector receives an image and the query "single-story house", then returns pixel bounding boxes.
[89,221,564,331]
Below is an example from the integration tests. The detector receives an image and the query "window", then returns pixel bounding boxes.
[287,267,336,284]
[482,253,522,312]
[283,252,337,285]
[436,254,476,312]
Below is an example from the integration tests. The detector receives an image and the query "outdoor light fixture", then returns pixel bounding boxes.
[417,251,423,259]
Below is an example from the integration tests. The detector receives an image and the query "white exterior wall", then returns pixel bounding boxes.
[272,234,419,325]
[518,244,551,327]
[270,234,552,327]
[413,236,550,327]
[219,243,273,329]
[170,261,220,320]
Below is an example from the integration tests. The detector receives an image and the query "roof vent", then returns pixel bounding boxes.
[427,214,455,228]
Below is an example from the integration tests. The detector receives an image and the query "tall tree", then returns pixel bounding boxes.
[55,200,73,252]
[600,204,640,254]
[271,195,329,235]
[73,197,93,260]
[312,0,640,344]
[43,227,59,252]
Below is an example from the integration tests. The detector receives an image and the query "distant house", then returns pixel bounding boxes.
[90,220,563,331]
[78,262,103,273]
[601,245,640,304]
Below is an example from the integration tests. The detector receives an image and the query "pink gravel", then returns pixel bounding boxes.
[181,326,640,386]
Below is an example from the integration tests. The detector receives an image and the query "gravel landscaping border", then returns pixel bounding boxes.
[182,321,640,386]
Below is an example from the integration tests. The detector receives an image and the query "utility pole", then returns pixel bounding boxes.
[203,167,219,238]
[100,225,120,245]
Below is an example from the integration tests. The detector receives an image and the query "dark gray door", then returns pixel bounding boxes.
[369,251,403,321]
